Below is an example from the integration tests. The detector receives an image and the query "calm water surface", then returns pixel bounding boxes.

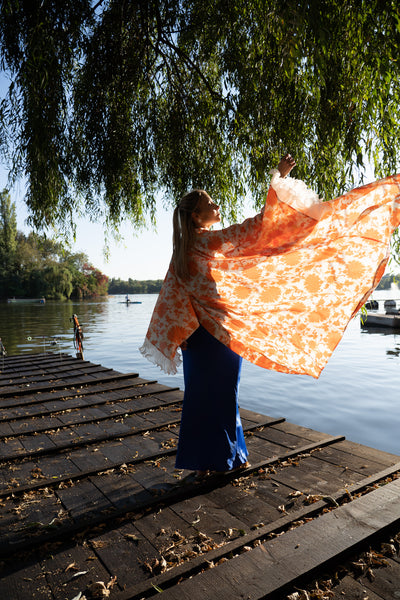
[1,292,399,456]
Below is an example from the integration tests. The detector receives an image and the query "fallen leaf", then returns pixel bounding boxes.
[124,533,141,542]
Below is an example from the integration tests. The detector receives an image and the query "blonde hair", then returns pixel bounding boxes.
[172,189,208,279]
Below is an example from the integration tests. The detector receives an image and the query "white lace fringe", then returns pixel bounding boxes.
[269,169,323,217]
[139,337,182,375]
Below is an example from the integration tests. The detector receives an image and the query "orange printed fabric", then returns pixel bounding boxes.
[140,171,400,378]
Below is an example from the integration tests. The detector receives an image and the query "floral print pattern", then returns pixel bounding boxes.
[140,172,400,378]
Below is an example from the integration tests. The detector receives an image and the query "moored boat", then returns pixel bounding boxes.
[361,298,400,329]
[7,297,46,304]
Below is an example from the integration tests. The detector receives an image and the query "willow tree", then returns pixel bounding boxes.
[0,0,399,235]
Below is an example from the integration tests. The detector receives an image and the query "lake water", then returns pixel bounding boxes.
[1,291,400,456]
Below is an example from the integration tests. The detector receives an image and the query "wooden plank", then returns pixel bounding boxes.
[0,380,171,415]
[40,542,113,600]
[171,495,249,543]
[0,371,143,399]
[9,416,64,434]
[329,438,400,467]
[0,490,64,548]
[327,575,385,599]
[269,454,363,495]
[95,440,136,464]
[0,459,44,491]
[135,506,198,547]
[90,522,159,590]
[271,420,340,443]
[154,478,400,600]
[254,424,313,449]
[313,442,394,476]
[0,363,112,386]
[0,559,53,600]
[130,463,179,492]
[0,422,14,436]
[357,556,400,599]
[0,383,176,422]
[34,454,82,480]
[245,434,295,462]
[0,437,25,458]
[90,472,153,509]
[56,479,111,519]
[68,447,114,472]
[20,433,57,453]
[240,408,281,425]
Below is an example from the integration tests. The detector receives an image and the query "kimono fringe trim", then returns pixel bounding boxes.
[139,337,182,375]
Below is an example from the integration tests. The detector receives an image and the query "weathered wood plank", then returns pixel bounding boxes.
[0,559,53,600]
[154,478,400,600]
[90,471,153,509]
[172,494,249,543]
[0,371,143,399]
[40,542,113,600]
[56,479,111,519]
[269,454,364,495]
[0,363,112,386]
[357,556,400,599]
[328,575,385,600]
[90,522,159,590]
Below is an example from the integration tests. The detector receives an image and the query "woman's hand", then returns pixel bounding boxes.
[277,153,296,177]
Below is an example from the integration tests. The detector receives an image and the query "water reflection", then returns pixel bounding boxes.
[360,324,400,357]
[0,299,108,356]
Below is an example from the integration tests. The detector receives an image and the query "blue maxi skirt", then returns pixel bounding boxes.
[175,325,249,472]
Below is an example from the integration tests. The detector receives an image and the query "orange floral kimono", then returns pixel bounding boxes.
[140,170,400,378]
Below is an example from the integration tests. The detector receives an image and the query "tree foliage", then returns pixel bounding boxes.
[108,277,163,294]
[0,190,108,299]
[0,0,399,232]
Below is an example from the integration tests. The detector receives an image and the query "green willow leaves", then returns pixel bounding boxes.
[0,0,399,234]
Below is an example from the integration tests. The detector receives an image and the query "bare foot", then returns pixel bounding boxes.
[277,153,296,177]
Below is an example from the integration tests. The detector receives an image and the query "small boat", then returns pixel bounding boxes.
[7,297,46,304]
[361,299,400,329]
[119,296,142,305]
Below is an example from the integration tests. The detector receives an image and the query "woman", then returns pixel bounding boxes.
[140,155,400,474]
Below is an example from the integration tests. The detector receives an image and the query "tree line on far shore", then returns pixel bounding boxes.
[108,278,163,295]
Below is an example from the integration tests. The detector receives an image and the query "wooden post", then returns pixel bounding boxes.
[71,314,84,360]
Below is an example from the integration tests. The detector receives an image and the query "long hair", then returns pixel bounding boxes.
[172,189,208,279]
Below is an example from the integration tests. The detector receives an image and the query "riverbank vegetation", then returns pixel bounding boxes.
[108,278,163,295]
[0,190,108,300]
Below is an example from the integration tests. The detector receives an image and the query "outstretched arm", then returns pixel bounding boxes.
[277,153,296,177]
[274,154,332,220]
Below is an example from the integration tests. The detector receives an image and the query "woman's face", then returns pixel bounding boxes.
[192,194,221,229]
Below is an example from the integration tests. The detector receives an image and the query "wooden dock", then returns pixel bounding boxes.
[0,353,399,600]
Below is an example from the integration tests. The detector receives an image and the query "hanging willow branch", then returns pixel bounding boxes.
[0,0,399,235]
